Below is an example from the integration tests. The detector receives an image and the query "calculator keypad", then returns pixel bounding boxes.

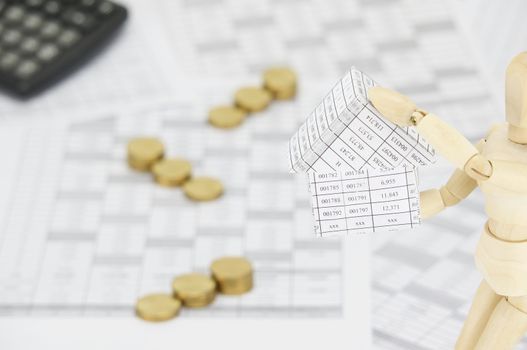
[0,0,127,95]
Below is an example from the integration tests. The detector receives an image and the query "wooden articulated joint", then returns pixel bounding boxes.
[464,154,493,182]
[420,189,445,219]
[410,109,427,126]
[475,223,527,297]
[445,169,478,201]
[437,169,477,208]
[439,186,460,207]
[474,297,527,349]
[420,168,478,220]
[507,296,527,315]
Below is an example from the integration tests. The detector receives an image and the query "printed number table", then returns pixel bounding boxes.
[310,168,420,236]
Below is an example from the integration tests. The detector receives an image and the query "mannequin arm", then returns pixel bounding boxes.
[420,168,478,219]
[420,138,484,219]
[368,87,492,181]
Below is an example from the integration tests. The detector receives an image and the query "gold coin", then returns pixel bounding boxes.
[135,293,181,322]
[183,177,224,201]
[211,256,253,295]
[263,67,297,100]
[127,137,164,171]
[172,273,216,308]
[208,106,247,129]
[152,158,192,187]
[234,87,272,112]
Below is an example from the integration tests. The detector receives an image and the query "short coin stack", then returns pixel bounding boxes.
[172,273,216,308]
[127,137,224,202]
[208,67,297,129]
[211,256,253,295]
[136,257,253,322]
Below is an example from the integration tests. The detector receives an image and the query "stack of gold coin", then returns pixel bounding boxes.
[136,256,255,322]
[183,176,224,202]
[152,158,192,187]
[126,137,224,201]
[127,137,164,171]
[172,273,216,308]
[263,67,297,100]
[211,257,253,295]
[208,67,296,129]
[234,87,273,112]
[208,106,247,129]
[136,293,181,322]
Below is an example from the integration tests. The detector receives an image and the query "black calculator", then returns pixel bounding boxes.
[0,0,128,97]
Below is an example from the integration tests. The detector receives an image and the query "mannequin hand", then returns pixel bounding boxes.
[368,86,417,126]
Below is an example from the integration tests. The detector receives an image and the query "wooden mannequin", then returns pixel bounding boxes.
[368,52,527,350]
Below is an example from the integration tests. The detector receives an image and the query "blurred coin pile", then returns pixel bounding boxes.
[208,67,297,129]
[127,137,224,201]
[136,257,253,322]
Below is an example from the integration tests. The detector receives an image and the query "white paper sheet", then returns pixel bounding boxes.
[0,86,351,318]
[0,0,520,348]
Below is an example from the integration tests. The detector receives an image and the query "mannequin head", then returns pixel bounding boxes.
[506,52,527,144]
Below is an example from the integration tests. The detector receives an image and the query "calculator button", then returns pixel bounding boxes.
[4,6,25,23]
[98,2,114,16]
[57,29,80,47]
[25,0,44,8]
[63,10,96,30]
[0,52,19,70]
[40,21,61,39]
[2,29,22,46]
[20,37,40,54]
[15,59,40,78]
[81,0,98,8]
[37,43,58,62]
[23,13,44,31]
[43,1,61,16]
